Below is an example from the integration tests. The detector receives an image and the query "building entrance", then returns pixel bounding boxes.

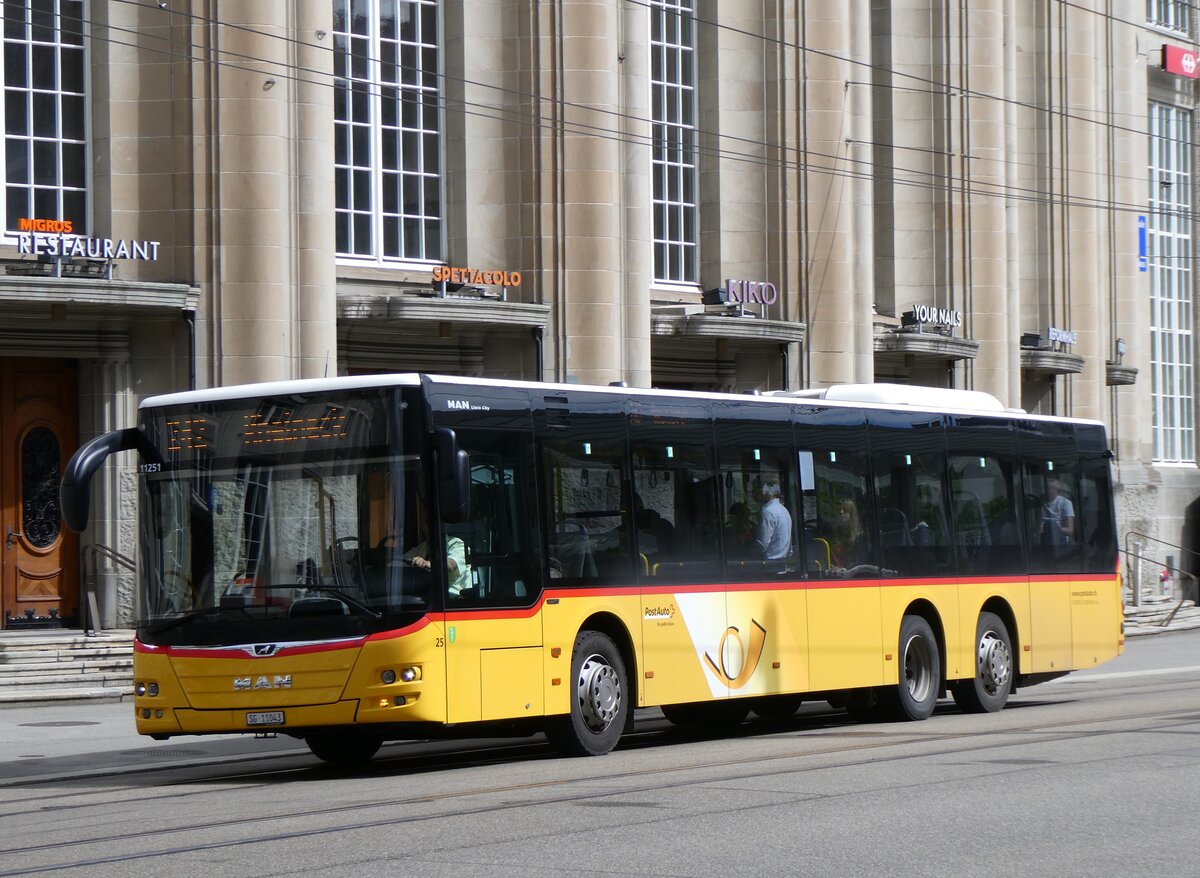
[0,358,78,629]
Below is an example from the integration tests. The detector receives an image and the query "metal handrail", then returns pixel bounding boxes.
[81,544,137,634]
[1125,529,1198,562]
[1122,534,1198,626]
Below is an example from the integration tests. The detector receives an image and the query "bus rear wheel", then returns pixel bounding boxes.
[880,614,941,721]
[546,630,628,756]
[305,731,383,764]
[951,612,1013,713]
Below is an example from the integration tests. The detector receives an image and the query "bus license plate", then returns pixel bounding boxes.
[246,711,285,727]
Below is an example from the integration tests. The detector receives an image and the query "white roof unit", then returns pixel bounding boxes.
[777,383,1007,413]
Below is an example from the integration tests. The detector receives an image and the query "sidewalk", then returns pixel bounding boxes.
[1123,596,1200,636]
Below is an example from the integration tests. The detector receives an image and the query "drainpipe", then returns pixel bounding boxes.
[183,308,196,390]
[532,326,544,381]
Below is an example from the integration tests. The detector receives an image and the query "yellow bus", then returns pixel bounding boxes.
[60,375,1123,763]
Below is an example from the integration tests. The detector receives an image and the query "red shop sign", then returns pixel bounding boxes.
[1162,44,1198,79]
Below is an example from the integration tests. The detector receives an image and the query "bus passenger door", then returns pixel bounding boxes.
[439,428,545,724]
[1020,424,1076,675]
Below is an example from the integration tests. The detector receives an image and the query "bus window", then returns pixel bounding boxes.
[803,445,875,579]
[949,453,1023,575]
[1077,445,1118,574]
[715,418,798,580]
[631,437,721,583]
[868,412,951,578]
[541,435,632,585]
[447,429,542,608]
[1022,457,1082,573]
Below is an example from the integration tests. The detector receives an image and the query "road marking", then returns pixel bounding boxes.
[1049,665,1200,684]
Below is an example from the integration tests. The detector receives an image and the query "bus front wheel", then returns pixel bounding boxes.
[951,612,1013,714]
[880,614,941,721]
[546,630,628,757]
[305,731,383,764]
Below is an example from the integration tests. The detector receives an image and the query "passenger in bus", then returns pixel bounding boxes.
[402,498,472,595]
[828,497,875,577]
[756,476,792,563]
[1041,479,1075,545]
[830,498,863,566]
[634,494,675,558]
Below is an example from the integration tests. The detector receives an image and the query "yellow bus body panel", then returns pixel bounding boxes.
[1070,575,1124,668]
[540,590,642,716]
[951,580,1030,679]
[131,570,1123,739]
[443,612,541,723]
[806,583,884,691]
[1029,577,1074,673]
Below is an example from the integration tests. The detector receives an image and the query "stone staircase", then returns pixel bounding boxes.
[0,630,135,704]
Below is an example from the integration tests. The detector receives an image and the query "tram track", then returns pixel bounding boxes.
[2,681,1199,877]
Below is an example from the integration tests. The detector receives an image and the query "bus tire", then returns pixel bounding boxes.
[546,630,628,757]
[661,700,751,727]
[881,614,940,721]
[951,612,1013,714]
[305,731,383,764]
[751,694,803,721]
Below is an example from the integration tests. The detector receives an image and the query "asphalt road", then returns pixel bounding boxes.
[1,630,1198,877]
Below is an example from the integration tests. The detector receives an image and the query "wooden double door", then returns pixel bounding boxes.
[0,359,78,629]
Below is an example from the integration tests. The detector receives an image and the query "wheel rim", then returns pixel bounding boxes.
[902,633,935,703]
[977,629,1012,696]
[576,652,621,733]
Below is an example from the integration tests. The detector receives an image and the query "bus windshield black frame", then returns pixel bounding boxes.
[136,386,434,647]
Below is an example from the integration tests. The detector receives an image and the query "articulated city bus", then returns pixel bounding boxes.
[60,375,1123,763]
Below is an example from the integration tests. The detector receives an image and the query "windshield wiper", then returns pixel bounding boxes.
[142,605,235,636]
[257,584,382,619]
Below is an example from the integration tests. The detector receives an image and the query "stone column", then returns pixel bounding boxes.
[78,358,136,629]
[558,0,624,386]
[803,0,873,386]
[198,1,336,386]
[293,3,339,379]
[620,0,652,387]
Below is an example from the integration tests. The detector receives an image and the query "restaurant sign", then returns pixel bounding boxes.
[14,218,160,261]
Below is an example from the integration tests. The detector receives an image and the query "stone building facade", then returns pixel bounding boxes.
[0,1,1194,627]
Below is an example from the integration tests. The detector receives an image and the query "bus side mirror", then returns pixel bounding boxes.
[60,428,159,533]
[435,427,471,524]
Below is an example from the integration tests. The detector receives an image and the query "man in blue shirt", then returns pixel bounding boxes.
[756,477,793,563]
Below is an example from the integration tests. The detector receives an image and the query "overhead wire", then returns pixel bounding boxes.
[3,0,1190,231]
[77,1,1195,223]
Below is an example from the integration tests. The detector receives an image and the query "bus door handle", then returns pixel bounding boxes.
[7,526,22,549]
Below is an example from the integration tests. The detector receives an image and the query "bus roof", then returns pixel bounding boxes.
[139,373,1100,427]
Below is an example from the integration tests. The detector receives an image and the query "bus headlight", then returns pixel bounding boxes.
[135,682,146,697]
[381,669,397,685]
[147,683,159,697]
[400,666,420,683]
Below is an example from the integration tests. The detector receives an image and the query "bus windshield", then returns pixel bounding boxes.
[137,387,431,646]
